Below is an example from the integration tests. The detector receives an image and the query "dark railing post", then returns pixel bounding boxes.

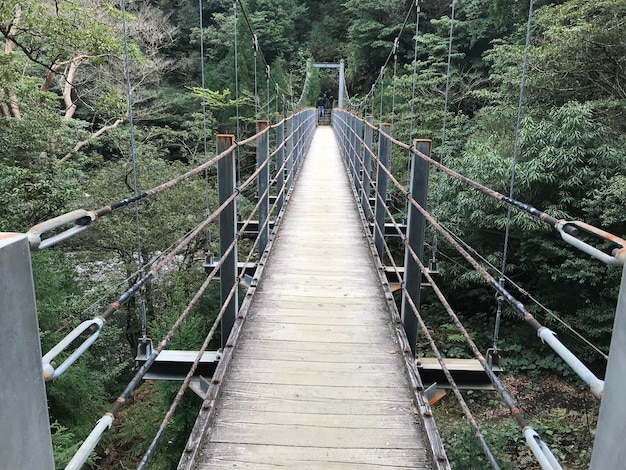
[349,113,357,181]
[373,123,391,259]
[257,121,270,254]
[354,113,363,196]
[217,134,238,346]
[285,113,294,194]
[401,139,431,357]
[295,112,302,174]
[275,115,285,213]
[362,116,373,216]
[0,234,55,470]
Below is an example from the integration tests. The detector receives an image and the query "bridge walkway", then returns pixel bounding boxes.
[179,127,442,469]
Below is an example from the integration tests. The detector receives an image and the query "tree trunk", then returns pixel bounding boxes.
[63,55,87,119]
[3,5,22,118]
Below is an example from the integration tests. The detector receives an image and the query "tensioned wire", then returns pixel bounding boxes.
[199,0,211,219]
[494,0,535,350]
[409,0,421,141]
[119,0,148,341]
[352,0,415,113]
[233,0,241,184]
[431,0,456,262]
[391,37,399,129]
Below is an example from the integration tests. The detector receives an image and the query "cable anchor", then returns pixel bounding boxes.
[557,221,626,267]
[28,209,96,250]
[42,318,104,381]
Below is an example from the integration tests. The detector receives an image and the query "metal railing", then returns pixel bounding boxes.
[0,109,317,470]
[332,108,626,470]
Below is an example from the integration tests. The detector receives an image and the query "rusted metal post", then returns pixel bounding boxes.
[257,121,270,254]
[591,263,626,468]
[373,123,391,259]
[401,139,431,357]
[0,233,54,469]
[275,116,285,213]
[362,116,373,216]
[217,135,238,346]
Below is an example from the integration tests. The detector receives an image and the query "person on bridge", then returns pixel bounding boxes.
[317,93,326,117]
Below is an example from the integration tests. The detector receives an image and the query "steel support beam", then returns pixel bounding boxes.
[312,60,345,108]
[285,114,294,193]
[216,135,238,347]
[354,114,362,196]
[257,121,270,254]
[401,140,431,357]
[373,124,391,259]
[0,233,54,470]
[338,59,345,108]
[275,116,285,213]
[361,116,373,217]
[590,263,626,469]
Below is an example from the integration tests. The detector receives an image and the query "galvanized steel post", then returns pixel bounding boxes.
[285,114,294,193]
[275,116,285,213]
[216,135,238,346]
[401,139,431,357]
[362,116,374,216]
[0,233,54,470]
[338,59,345,109]
[590,263,626,469]
[373,123,391,259]
[295,112,302,173]
[354,114,363,196]
[257,121,270,254]
[348,112,355,180]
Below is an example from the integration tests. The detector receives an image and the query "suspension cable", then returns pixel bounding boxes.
[379,67,385,127]
[233,0,241,185]
[431,0,456,263]
[253,33,259,119]
[391,37,399,129]
[494,0,535,350]
[409,0,422,141]
[119,0,148,344]
[198,0,210,218]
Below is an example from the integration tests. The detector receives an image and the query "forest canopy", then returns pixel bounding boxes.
[1,0,624,468]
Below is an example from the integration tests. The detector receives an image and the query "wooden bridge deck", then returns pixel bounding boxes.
[179,127,445,469]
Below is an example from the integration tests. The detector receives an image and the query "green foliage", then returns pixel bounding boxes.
[50,422,85,469]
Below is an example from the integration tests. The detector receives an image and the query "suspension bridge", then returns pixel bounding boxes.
[1,0,625,469]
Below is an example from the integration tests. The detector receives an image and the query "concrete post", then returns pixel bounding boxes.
[401,140,431,357]
[216,135,238,346]
[0,233,54,470]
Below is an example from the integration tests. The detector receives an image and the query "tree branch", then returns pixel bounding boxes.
[59,118,124,163]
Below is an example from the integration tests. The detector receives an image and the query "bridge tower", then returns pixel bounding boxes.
[312,59,345,108]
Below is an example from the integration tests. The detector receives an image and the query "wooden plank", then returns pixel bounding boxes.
[209,422,424,449]
[196,445,432,469]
